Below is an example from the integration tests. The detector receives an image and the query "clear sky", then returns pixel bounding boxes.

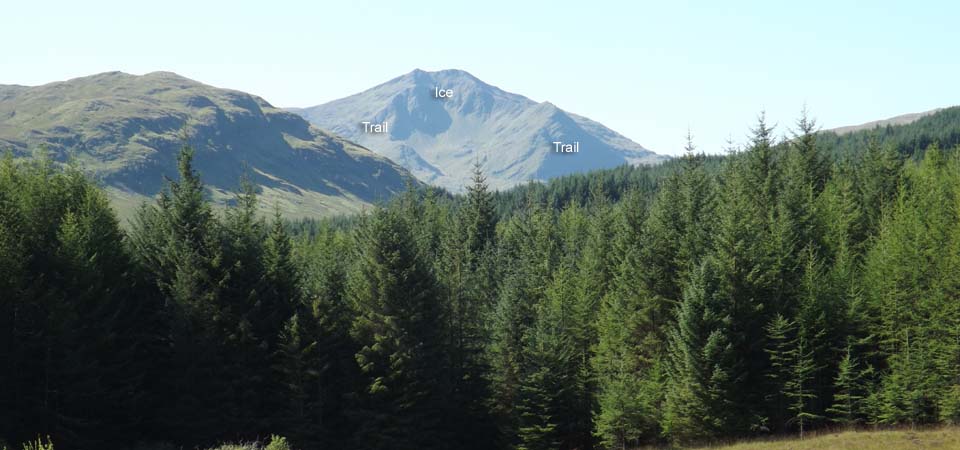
[3,1,958,156]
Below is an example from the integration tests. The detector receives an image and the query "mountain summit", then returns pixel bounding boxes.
[291,69,667,191]
[0,71,414,219]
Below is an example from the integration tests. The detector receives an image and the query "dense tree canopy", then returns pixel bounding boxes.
[5,108,960,449]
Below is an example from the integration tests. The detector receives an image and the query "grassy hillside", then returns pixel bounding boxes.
[0,71,415,220]
[689,427,960,449]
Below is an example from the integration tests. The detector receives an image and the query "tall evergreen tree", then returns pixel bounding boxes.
[676,132,718,279]
[663,258,737,445]
[292,227,359,448]
[129,145,231,445]
[464,162,498,261]
[488,204,557,447]
[516,276,580,450]
[693,117,783,434]
[348,207,450,450]
[438,165,499,450]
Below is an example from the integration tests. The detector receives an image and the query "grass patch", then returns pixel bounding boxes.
[687,426,960,449]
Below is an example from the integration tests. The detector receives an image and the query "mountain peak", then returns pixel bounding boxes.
[396,68,487,91]
[142,70,193,80]
[294,71,666,191]
[406,68,477,78]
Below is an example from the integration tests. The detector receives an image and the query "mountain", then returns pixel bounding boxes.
[291,69,667,191]
[0,71,415,219]
[830,108,944,135]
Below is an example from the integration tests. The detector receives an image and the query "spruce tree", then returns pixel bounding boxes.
[516,286,578,450]
[464,161,497,261]
[129,145,230,444]
[488,204,557,446]
[295,227,359,448]
[438,164,499,450]
[764,314,797,432]
[663,258,737,445]
[827,347,866,425]
[786,333,822,439]
[764,314,822,437]
[0,157,154,448]
[593,190,662,448]
[348,207,450,450]
[676,132,717,279]
[700,118,783,433]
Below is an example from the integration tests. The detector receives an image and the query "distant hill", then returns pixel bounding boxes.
[818,106,960,158]
[830,108,943,135]
[291,69,667,191]
[0,71,415,220]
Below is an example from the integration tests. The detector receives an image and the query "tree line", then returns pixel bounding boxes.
[4,109,960,449]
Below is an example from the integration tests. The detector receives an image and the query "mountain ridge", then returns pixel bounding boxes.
[292,69,667,191]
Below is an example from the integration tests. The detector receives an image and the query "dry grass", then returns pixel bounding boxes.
[689,426,960,449]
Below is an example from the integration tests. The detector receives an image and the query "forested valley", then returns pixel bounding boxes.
[5,109,960,450]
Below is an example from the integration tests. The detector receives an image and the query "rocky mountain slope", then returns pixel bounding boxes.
[291,69,667,191]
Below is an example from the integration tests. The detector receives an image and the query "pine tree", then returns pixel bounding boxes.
[274,313,315,440]
[775,110,829,305]
[663,258,737,445]
[0,157,155,448]
[295,227,358,448]
[592,190,664,448]
[438,165,499,450]
[516,293,578,450]
[765,314,797,432]
[464,161,497,261]
[764,313,823,437]
[262,208,299,345]
[827,347,866,425]
[786,333,822,439]
[676,132,717,279]
[0,158,26,442]
[218,175,272,434]
[348,207,450,450]
[857,138,902,236]
[128,145,231,444]
[788,108,830,194]
[861,145,958,426]
[697,117,783,434]
[488,204,557,446]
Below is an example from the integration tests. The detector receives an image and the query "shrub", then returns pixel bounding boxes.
[264,436,291,450]
[21,437,54,450]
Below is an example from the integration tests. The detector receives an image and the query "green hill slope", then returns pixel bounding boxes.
[0,71,416,220]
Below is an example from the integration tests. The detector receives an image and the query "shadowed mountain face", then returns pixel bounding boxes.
[0,71,415,219]
[291,69,668,191]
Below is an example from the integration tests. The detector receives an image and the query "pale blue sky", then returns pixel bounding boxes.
[3,1,957,155]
